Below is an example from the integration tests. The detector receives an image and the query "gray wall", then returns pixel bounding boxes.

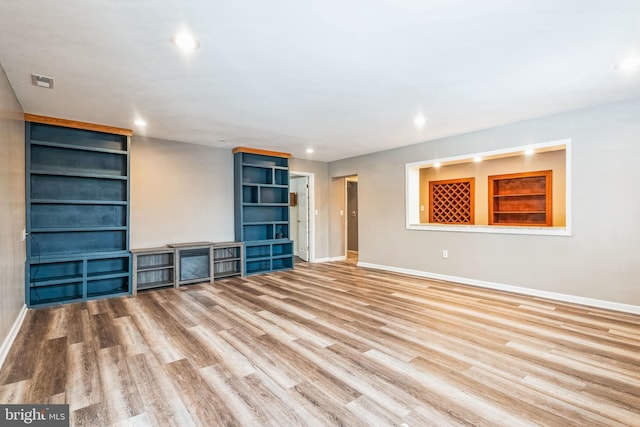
[329,97,640,306]
[0,63,25,344]
[130,137,235,248]
[130,140,331,260]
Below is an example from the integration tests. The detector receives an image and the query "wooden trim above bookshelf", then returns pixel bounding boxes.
[24,114,133,136]
[232,146,292,158]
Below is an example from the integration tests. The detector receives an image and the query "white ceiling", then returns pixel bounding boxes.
[1,0,639,161]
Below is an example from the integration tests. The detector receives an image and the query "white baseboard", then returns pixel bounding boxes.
[0,304,28,370]
[313,256,347,263]
[358,262,640,315]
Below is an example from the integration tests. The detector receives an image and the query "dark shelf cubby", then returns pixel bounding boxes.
[30,175,127,201]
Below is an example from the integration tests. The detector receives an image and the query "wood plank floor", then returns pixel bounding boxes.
[1,261,639,426]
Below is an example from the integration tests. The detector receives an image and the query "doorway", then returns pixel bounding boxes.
[345,176,358,263]
[290,172,314,262]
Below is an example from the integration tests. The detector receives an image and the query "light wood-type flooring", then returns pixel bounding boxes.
[1,261,639,426]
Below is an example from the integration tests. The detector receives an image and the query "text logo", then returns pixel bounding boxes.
[0,405,69,426]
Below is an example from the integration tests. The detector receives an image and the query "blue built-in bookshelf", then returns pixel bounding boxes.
[233,147,294,275]
[25,116,132,307]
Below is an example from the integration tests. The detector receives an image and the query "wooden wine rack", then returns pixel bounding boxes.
[429,178,475,224]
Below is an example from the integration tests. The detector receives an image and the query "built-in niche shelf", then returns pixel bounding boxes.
[131,247,176,294]
[28,253,130,305]
[244,241,294,275]
[131,241,244,293]
[234,147,294,276]
[213,241,244,279]
[26,116,132,307]
[488,170,552,226]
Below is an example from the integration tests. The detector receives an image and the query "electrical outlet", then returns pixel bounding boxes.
[442,249,448,259]
[420,205,425,211]
[340,210,344,216]
[21,229,26,241]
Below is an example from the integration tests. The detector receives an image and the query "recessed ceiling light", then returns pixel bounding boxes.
[134,119,146,127]
[473,157,483,163]
[306,148,314,154]
[171,33,200,51]
[433,162,441,168]
[414,114,426,129]
[524,148,535,155]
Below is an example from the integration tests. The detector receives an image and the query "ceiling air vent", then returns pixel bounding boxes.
[31,74,54,89]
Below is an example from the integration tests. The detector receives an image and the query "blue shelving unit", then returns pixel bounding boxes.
[26,120,132,307]
[233,148,294,275]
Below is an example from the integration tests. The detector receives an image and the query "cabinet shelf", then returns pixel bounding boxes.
[243,221,289,225]
[137,265,174,272]
[178,277,209,285]
[214,271,242,279]
[87,270,129,278]
[239,151,288,167]
[242,162,288,169]
[31,226,127,233]
[87,290,129,299]
[243,203,289,207]
[488,170,552,227]
[242,183,288,189]
[137,280,175,290]
[493,193,546,198]
[30,169,128,180]
[30,139,128,155]
[131,248,176,294]
[494,211,546,214]
[31,199,127,205]
[214,256,241,262]
[35,250,131,260]
[30,275,83,287]
[245,255,271,261]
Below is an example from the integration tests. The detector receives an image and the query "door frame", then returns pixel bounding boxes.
[290,171,315,262]
[344,175,358,258]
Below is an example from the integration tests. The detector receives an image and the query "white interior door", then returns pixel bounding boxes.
[297,177,309,261]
